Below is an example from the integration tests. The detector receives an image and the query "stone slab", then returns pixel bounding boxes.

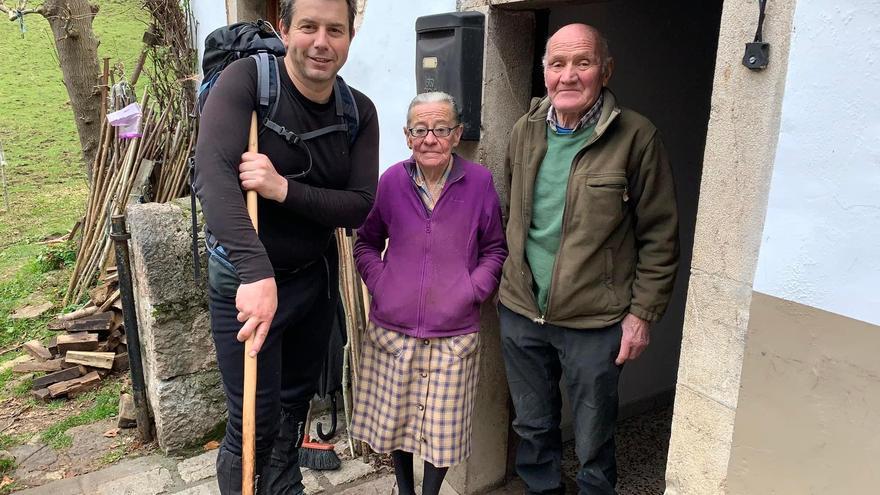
[177,449,218,484]
[94,466,174,495]
[12,477,83,495]
[323,458,377,486]
[12,443,59,485]
[77,455,173,494]
[336,474,396,495]
[174,479,221,495]
[302,469,325,494]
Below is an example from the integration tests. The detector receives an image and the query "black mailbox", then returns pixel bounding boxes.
[415,12,485,141]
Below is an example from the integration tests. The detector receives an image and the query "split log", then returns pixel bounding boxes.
[48,371,102,398]
[99,290,121,312]
[32,366,86,390]
[22,341,53,361]
[57,306,99,321]
[118,393,136,428]
[89,284,113,306]
[64,351,115,369]
[13,359,64,373]
[48,311,112,331]
[112,353,130,372]
[106,329,123,350]
[109,311,123,333]
[32,389,52,402]
[57,333,100,354]
[47,337,59,358]
[69,314,113,332]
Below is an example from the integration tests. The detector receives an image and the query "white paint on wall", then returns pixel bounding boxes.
[189,0,230,75]
[754,1,880,326]
[339,0,457,171]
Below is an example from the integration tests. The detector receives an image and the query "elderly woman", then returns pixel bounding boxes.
[350,92,507,495]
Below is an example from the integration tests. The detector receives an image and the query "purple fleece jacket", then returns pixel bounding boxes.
[354,155,508,338]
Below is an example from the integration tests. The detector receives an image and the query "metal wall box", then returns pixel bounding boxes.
[415,12,485,141]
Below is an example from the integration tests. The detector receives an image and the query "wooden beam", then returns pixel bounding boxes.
[57,333,100,354]
[68,371,102,398]
[32,365,86,390]
[32,388,51,402]
[64,351,115,369]
[23,340,52,361]
[112,353,130,372]
[49,312,113,332]
[13,359,64,373]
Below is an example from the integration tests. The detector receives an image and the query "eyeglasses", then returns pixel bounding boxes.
[407,125,460,138]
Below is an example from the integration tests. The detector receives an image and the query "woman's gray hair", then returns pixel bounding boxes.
[406,92,461,126]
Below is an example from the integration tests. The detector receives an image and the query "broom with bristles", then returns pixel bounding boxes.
[298,400,341,470]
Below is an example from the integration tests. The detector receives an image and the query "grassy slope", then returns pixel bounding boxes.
[0,0,149,474]
[0,0,149,278]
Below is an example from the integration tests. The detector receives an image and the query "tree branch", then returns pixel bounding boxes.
[0,0,45,21]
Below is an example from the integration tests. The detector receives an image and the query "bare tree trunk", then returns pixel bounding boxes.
[40,0,102,179]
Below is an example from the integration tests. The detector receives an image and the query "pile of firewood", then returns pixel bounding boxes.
[13,301,130,401]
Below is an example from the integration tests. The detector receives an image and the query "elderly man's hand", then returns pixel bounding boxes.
[615,313,651,365]
[235,277,278,356]
[239,152,288,203]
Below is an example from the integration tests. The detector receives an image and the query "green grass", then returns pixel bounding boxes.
[0,433,27,451]
[0,0,150,278]
[0,249,74,353]
[0,0,149,462]
[100,444,128,465]
[40,380,122,450]
[0,0,148,352]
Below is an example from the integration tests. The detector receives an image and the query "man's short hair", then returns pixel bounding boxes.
[407,92,461,127]
[542,25,612,77]
[279,0,357,37]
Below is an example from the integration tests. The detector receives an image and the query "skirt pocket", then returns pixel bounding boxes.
[366,323,407,358]
[447,332,481,359]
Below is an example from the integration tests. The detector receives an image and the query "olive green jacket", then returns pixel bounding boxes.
[500,89,679,328]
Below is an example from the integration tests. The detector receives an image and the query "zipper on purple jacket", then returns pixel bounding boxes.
[412,169,465,338]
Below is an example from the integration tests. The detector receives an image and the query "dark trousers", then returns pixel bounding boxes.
[499,304,622,495]
[208,248,338,494]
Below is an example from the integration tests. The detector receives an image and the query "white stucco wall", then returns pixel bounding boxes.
[753,1,880,326]
[189,0,230,73]
[339,0,457,171]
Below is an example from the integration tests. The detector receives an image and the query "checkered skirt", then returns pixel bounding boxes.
[349,321,481,467]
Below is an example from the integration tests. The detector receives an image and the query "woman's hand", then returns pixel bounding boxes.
[239,152,288,202]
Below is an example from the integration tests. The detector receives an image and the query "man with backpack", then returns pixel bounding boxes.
[193,0,378,492]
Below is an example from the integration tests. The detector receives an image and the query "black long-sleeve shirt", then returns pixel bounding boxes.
[194,57,379,283]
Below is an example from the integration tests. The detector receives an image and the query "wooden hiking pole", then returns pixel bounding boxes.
[242,112,259,495]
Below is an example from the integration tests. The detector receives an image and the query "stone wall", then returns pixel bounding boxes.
[127,199,226,453]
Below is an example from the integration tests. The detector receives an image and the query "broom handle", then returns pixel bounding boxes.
[242,112,259,495]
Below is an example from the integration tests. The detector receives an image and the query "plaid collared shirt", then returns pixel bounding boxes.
[546,92,605,134]
[411,158,453,212]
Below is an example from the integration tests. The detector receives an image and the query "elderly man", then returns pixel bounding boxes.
[499,23,679,494]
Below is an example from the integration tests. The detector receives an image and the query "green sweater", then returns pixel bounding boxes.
[526,125,594,313]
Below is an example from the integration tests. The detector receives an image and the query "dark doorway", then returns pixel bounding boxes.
[266,0,279,29]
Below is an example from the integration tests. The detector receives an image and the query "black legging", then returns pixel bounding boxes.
[392,450,449,495]
[208,248,339,494]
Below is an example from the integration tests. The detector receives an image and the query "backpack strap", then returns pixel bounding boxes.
[250,52,280,126]
[336,76,360,146]
[259,70,360,145]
